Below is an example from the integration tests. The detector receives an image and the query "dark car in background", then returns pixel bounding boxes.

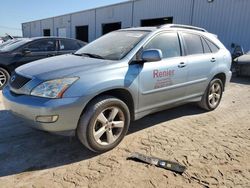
[0,37,86,89]
[0,38,24,49]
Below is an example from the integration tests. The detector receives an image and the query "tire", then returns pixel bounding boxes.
[198,78,223,111]
[77,95,130,153]
[0,68,10,90]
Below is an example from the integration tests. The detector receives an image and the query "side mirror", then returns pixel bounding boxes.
[141,49,163,62]
[22,48,31,55]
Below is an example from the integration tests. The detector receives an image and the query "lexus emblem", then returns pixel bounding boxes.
[11,75,16,83]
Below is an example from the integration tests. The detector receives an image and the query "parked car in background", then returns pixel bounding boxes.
[3,24,232,152]
[234,51,250,77]
[0,37,86,89]
[231,43,250,76]
[1,34,23,42]
[0,38,24,49]
[231,43,244,60]
[0,34,22,44]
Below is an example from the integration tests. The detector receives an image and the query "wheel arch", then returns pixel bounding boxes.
[212,72,226,91]
[82,88,135,121]
[0,64,11,74]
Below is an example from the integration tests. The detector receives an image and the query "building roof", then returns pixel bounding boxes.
[22,0,142,24]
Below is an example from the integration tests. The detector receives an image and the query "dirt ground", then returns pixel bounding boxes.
[0,77,250,188]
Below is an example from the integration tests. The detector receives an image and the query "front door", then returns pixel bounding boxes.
[138,32,188,112]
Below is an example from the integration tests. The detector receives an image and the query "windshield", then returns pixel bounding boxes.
[75,30,149,60]
[0,39,30,52]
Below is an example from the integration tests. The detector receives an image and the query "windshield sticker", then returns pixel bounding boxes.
[153,69,175,89]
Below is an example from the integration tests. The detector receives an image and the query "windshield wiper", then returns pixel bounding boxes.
[76,53,104,59]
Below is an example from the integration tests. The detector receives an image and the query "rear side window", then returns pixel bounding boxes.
[26,39,56,52]
[205,38,220,53]
[182,33,203,55]
[144,32,181,59]
[201,37,211,53]
[59,39,80,51]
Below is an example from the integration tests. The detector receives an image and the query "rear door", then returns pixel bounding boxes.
[13,39,57,67]
[57,39,82,55]
[180,32,219,97]
[138,32,188,112]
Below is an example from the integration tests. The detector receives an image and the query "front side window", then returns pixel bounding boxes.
[75,30,149,60]
[26,39,56,52]
[182,33,203,55]
[144,32,181,59]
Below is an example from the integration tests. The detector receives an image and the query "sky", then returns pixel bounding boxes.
[0,0,127,37]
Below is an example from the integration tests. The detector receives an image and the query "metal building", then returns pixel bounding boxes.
[22,0,250,50]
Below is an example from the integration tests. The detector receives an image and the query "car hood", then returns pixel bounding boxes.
[16,54,118,80]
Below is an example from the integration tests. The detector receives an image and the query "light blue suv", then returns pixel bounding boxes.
[3,24,232,152]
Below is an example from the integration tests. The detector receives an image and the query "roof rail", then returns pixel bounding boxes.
[159,24,207,32]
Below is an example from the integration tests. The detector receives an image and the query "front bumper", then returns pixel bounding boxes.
[2,86,85,134]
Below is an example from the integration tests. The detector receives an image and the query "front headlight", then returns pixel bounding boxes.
[30,77,79,98]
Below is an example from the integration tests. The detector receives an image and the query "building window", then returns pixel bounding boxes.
[43,29,51,36]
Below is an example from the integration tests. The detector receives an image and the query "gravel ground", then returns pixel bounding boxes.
[0,77,250,188]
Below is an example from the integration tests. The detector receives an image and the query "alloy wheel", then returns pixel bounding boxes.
[0,70,7,88]
[93,107,125,146]
[208,82,222,108]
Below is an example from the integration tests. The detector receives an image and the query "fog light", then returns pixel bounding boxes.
[36,115,59,123]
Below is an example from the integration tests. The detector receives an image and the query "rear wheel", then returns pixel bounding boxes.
[0,68,10,90]
[199,78,223,111]
[77,96,130,153]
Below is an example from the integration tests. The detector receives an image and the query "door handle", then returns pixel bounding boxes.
[178,62,187,68]
[211,58,216,62]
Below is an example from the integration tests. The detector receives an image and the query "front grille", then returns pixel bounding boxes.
[10,73,31,89]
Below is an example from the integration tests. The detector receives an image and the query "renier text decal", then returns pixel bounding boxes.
[153,69,175,78]
[153,69,175,89]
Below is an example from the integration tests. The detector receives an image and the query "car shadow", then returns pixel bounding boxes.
[0,104,205,177]
[128,104,204,134]
[0,110,96,177]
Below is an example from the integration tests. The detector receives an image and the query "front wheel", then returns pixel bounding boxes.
[0,68,10,90]
[198,78,223,111]
[77,96,130,153]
